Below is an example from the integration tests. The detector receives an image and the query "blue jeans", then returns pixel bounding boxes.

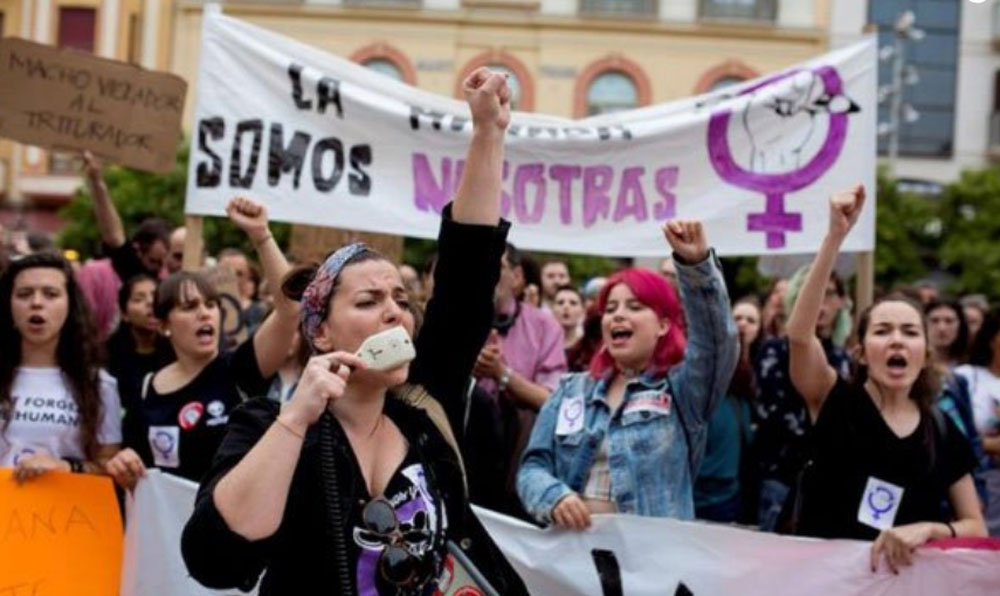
[758,479,790,532]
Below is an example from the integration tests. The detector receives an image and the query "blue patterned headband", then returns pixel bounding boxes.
[301,242,369,352]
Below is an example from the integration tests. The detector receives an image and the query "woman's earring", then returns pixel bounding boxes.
[163,329,171,338]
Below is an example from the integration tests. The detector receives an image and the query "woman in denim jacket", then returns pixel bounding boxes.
[517,222,739,528]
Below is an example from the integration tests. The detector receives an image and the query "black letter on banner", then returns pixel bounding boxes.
[590,550,623,596]
[597,125,633,141]
[348,145,372,196]
[196,117,224,187]
[311,137,345,192]
[230,119,263,189]
[268,124,311,189]
[450,115,469,132]
[409,106,446,131]
[317,77,344,119]
[288,63,312,110]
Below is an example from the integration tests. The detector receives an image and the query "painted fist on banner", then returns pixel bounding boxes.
[463,67,512,133]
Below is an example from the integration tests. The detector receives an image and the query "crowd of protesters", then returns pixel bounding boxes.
[0,66,997,593]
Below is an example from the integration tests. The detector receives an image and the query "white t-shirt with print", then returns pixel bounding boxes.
[0,367,122,467]
[956,364,1000,436]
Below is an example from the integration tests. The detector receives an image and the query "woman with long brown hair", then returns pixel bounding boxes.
[786,185,985,572]
[0,252,121,479]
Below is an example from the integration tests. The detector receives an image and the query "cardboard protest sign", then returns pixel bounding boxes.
[201,264,250,349]
[0,470,123,595]
[0,37,187,173]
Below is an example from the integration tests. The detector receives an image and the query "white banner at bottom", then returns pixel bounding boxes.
[121,471,1000,595]
[121,470,255,596]
[121,471,487,595]
[474,507,1000,595]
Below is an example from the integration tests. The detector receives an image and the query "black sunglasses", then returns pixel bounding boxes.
[362,498,432,587]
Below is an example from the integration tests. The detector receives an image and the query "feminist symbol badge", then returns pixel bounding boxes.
[857,476,904,531]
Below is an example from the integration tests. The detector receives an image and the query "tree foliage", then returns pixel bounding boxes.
[937,166,1000,301]
[873,167,941,293]
[58,143,289,260]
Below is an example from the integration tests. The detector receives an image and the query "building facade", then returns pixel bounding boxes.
[831,0,1000,185]
[16,0,990,235]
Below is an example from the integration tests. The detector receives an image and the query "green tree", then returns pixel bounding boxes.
[872,167,940,292]
[937,166,1000,301]
[59,143,289,259]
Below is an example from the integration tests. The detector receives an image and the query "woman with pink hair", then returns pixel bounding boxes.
[517,222,739,528]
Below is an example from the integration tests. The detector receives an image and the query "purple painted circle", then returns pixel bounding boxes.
[707,66,848,195]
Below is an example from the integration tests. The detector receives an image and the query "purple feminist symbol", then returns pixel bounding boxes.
[707,66,856,249]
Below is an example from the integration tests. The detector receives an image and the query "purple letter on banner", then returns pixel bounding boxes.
[550,165,582,225]
[653,167,679,221]
[583,166,614,228]
[613,167,648,223]
[412,153,452,214]
[513,163,547,224]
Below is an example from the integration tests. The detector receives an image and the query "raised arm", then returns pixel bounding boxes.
[82,151,126,249]
[664,221,739,472]
[409,68,511,434]
[787,185,865,421]
[450,67,510,226]
[225,197,299,378]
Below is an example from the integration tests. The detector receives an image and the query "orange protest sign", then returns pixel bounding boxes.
[0,470,122,596]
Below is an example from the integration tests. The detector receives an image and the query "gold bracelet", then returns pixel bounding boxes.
[274,415,304,440]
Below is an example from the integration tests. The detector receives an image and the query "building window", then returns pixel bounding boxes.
[350,44,417,85]
[693,59,759,94]
[870,1,960,158]
[364,58,404,81]
[57,7,96,52]
[456,51,535,112]
[707,76,746,92]
[580,0,656,17]
[586,71,638,116]
[574,55,651,118]
[700,0,776,21]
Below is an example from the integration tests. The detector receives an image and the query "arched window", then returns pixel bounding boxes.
[708,75,746,92]
[349,44,417,85]
[363,58,404,81]
[586,71,638,116]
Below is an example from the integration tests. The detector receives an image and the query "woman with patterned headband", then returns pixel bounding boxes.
[181,68,528,596]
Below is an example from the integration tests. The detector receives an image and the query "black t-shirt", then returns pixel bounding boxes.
[106,324,175,407]
[121,339,269,482]
[347,447,447,596]
[797,378,976,540]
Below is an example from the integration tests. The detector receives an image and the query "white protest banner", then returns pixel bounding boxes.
[122,471,492,596]
[185,7,876,257]
[474,507,1000,595]
[121,470,255,596]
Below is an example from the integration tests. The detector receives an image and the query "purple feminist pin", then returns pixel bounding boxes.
[707,66,860,249]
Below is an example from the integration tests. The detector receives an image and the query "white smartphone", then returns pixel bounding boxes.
[355,326,416,371]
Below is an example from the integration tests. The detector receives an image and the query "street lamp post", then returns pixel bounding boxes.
[878,10,924,177]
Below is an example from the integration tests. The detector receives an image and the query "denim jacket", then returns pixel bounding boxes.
[516,252,738,523]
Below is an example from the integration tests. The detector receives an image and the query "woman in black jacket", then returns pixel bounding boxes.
[181,67,527,596]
